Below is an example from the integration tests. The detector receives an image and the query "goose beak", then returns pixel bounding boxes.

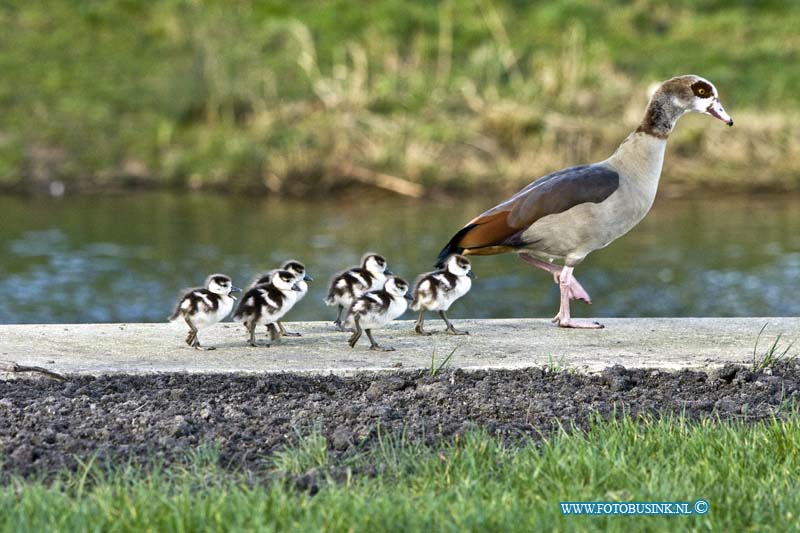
[467,271,477,279]
[292,283,302,292]
[404,293,413,301]
[231,286,242,293]
[705,99,733,126]
[385,269,394,275]
[303,274,313,282]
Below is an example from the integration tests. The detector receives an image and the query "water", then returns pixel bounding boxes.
[1,192,799,324]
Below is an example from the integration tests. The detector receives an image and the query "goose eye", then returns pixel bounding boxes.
[691,81,713,98]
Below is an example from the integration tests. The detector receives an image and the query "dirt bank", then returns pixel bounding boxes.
[2,363,798,478]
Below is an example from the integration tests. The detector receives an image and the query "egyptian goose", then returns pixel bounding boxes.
[436,75,733,328]
[169,274,241,350]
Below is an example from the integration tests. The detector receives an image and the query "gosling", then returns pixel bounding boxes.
[250,260,312,337]
[234,270,301,347]
[411,254,475,335]
[325,253,391,330]
[169,274,241,350]
[347,276,411,351]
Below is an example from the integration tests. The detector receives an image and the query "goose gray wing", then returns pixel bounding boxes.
[437,164,619,265]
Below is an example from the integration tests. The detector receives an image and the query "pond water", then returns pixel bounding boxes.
[1,192,799,324]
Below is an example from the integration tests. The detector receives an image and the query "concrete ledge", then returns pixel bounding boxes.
[1,318,798,375]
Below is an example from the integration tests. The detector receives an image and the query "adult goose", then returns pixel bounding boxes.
[436,75,733,328]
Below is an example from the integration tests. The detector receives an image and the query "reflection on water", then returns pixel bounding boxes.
[1,192,799,324]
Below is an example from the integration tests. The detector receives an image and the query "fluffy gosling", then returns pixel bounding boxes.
[169,274,241,350]
[347,276,411,351]
[234,270,301,347]
[325,253,391,330]
[250,260,312,337]
[411,254,474,335]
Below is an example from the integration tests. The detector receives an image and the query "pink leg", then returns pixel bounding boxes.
[519,253,592,303]
[552,266,603,329]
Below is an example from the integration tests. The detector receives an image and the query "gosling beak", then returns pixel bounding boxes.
[467,271,477,279]
[303,274,313,282]
[404,293,413,301]
[385,269,394,275]
[292,283,302,292]
[705,99,734,126]
[231,286,242,293]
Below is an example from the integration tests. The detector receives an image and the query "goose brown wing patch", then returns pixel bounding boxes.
[458,211,519,249]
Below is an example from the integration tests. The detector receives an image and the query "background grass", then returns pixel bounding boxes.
[1,1,799,195]
[2,416,800,532]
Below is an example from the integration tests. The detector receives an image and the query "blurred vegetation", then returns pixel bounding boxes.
[1,0,798,196]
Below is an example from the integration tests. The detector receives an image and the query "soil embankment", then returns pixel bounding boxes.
[2,362,797,477]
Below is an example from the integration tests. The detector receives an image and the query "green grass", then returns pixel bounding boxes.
[3,416,800,532]
[2,1,800,194]
[430,345,459,376]
[546,353,571,375]
[751,323,797,373]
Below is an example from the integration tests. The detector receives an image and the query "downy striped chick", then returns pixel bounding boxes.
[234,269,302,347]
[169,274,241,350]
[325,253,392,330]
[250,260,313,337]
[411,254,475,335]
[346,276,411,351]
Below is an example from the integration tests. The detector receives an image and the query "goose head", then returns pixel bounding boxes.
[666,75,733,126]
[640,75,733,138]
